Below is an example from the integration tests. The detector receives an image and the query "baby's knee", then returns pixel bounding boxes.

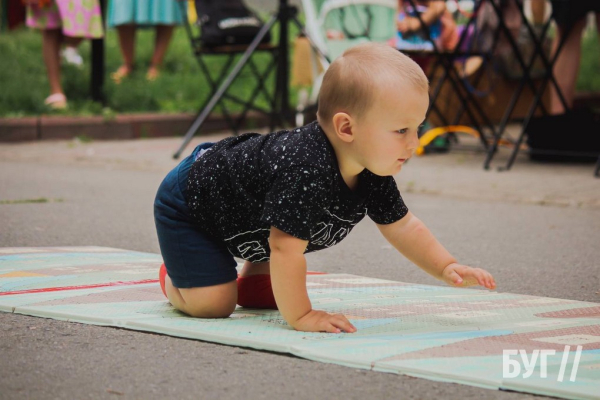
[183,301,236,319]
[176,280,238,319]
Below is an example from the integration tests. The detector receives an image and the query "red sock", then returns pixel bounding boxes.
[237,274,278,309]
[159,263,168,299]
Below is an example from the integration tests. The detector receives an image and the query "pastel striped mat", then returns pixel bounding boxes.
[1,247,598,400]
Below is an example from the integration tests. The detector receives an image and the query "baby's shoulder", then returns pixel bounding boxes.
[263,122,337,172]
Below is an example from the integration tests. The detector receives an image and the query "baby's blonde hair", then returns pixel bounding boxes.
[317,43,429,126]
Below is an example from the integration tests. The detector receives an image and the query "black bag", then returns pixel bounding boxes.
[526,108,600,162]
[194,0,270,47]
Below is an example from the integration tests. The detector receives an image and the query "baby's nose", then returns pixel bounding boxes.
[407,131,420,151]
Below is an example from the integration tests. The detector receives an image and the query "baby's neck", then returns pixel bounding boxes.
[320,122,363,191]
[341,171,360,191]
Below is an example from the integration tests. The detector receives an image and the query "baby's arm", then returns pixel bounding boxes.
[269,227,357,333]
[377,212,496,289]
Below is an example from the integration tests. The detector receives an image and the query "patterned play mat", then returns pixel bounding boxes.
[1,247,598,399]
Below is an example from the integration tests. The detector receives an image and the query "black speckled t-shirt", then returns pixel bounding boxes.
[186,121,408,262]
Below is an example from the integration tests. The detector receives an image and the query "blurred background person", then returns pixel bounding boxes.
[396,0,459,52]
[25,0,103,109]
[549,1,600,114]
[394,0,459,75]
[107,0,185,83]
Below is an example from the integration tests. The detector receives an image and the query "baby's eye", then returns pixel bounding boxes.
[396,128,409,134]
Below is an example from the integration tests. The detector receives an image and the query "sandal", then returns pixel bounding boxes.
[110,65,132,84]
[146,66,160,81]
[44,93,67,110]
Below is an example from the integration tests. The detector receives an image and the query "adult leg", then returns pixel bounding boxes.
[42,28,64,96]
[147,24,174,80]
[63,36,83,48]
[112,24,136,82]
[531,0,546,25]
[550,18,587,114]
[41,28,67,108]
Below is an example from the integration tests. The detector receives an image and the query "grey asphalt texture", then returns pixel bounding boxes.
[1,130,598,400]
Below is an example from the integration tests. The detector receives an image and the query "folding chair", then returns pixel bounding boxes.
[299,0,499,153]
[480,0,571,171]
[173,0,292,158]
[398,0,505,152]
[489,1,600,179]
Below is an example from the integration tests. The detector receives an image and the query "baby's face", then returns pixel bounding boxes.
[351,83,429,176]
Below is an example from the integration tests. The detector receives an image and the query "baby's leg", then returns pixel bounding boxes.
[165,274,237,318]
[154,142,239,318]
[237,261,277,309]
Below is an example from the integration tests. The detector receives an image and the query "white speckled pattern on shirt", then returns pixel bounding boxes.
[186,121,408,262]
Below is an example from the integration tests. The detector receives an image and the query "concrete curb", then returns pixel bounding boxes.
[1,92,596,143]
[0,112,271,142]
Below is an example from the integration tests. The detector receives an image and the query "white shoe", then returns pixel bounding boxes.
[44,93,68,110]
[62,47,83,67]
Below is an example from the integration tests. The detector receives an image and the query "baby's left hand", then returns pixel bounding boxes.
[441,263,496,290]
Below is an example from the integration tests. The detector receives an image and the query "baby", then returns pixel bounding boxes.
[154,42,496,334]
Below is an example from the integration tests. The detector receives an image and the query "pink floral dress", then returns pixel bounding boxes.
[26,0,104,38]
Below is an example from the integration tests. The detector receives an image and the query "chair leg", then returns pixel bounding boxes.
[173,15,279,159]
[195,53,241,135]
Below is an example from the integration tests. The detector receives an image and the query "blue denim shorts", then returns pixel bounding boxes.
[154,143,238,289]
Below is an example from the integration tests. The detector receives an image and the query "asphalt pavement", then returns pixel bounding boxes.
[1,131,599,399]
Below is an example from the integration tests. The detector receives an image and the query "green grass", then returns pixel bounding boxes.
[0,23,597,117]
[0,198,64,204]
[0,22,300,117]
[577,31,600,92]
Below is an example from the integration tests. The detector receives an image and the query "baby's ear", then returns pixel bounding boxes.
[332,112,354,143]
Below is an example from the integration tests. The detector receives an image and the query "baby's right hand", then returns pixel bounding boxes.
[292,309,357,334]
